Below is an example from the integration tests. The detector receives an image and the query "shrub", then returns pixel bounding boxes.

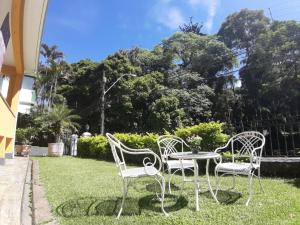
[77,133,160,162]
[114,133,159,153]
[175,122,229,151]
[15,128,37,145]
[77,122,229,163]
[113,133,160,164]
[77,136,109,159]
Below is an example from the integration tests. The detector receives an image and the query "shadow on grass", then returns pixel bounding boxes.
[139,194,188,213]
[56,194,188,218]
[201,190,242,204]
[145,182,180,193]
[285,178,300,188]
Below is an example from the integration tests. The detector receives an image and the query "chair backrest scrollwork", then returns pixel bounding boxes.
[157,135,188,163]
[107,133,162,177]
[229,131,265,165]
[106,133,127,173]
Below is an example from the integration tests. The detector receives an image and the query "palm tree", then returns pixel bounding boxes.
[38,43,64,109]
[40,43,63,66]
[36,104,80,143]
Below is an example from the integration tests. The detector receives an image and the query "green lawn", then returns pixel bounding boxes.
[35,157,300,225]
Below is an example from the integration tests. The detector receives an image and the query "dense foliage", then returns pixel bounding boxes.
[15,128,36,145]
[19,9,299,143]
[77,122,228,162]
[175,122,229,151]
[34,104,80,143]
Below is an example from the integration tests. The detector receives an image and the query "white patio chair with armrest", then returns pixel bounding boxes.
[214,131,265,206]
[157,135,195,194]
[106,133,168,219]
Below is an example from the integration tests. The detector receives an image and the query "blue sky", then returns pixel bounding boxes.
[42,0,300,63]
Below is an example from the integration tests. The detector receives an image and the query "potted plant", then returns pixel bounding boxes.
[15,128,35,156]
[36,104,80,157]
[187,135,203,154]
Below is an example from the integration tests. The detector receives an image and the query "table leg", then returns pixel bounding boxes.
[206,159,219,204]
[193,159,200,211]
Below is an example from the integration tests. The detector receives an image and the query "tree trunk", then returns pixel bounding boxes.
[52,72,59,105]
[99,70,106,135]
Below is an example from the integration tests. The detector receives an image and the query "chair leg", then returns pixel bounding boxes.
[117,179,129,219]
[168,168,172,194]
[246,173,254,206]
[258,168,264,193]
[215,170,221,196]
[155,174,169,216]
[180,166,186,190]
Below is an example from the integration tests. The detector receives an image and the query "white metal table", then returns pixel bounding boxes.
[170,151,220,211]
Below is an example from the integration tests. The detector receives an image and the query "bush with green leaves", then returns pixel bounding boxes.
[77,122,228,163]
[15,128,36,145]
[114,133,159,152]
[77,135,109,159]
[175,122,229,151]
[77,133,159,162]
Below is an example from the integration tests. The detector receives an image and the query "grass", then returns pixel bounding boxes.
[35,156,300,225]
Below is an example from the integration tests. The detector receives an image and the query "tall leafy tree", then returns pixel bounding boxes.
[240,20,300,120]
[162,32,235,83]
[218,9,270,57]
[57,59,98,131]
[37,44,64,110]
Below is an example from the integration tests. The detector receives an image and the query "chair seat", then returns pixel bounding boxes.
[119,166,159,178]
[166,160,194,169]
[215,162,260,174]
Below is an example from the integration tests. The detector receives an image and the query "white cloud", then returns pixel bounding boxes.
[151,0,185,30]
[160,7,185,29]
[205,0,217,32]
[188,0,218,33]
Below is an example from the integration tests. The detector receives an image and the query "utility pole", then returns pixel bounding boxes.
[99,70,106,135]
[98,72,136,134]
[268,8,274,23]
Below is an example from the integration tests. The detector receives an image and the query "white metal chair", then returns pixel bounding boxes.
[157,135,195,194]
[106,133,168,218]
[214,131,265,206]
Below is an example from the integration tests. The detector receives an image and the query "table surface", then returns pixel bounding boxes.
[170,151,220,160]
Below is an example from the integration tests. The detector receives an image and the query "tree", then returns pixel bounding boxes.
[37,43,64,110]
[166,70,214,123]
[36,12,300,139]
[96,50,140,134]
[35,104,80,142]
[180,17,205,36]
[149,95,185,132]
[240,20,300,119]
[162,32,235,82]
[96,71,165,133]
[57,59,98,132]
[126,46,174,73]
[218,9,270,57]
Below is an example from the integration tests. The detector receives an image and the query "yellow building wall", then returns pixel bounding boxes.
[0,136,5,161]
[0,94,16,163]
[0,95,15,139]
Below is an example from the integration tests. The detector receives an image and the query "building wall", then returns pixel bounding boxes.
[0,75,35,114]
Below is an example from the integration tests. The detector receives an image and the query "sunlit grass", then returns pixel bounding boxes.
[35,157,300,225]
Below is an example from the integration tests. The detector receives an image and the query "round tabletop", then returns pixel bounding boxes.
[170,151,220,160]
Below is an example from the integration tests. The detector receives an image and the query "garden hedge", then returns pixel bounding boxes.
[77,122,229,163]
